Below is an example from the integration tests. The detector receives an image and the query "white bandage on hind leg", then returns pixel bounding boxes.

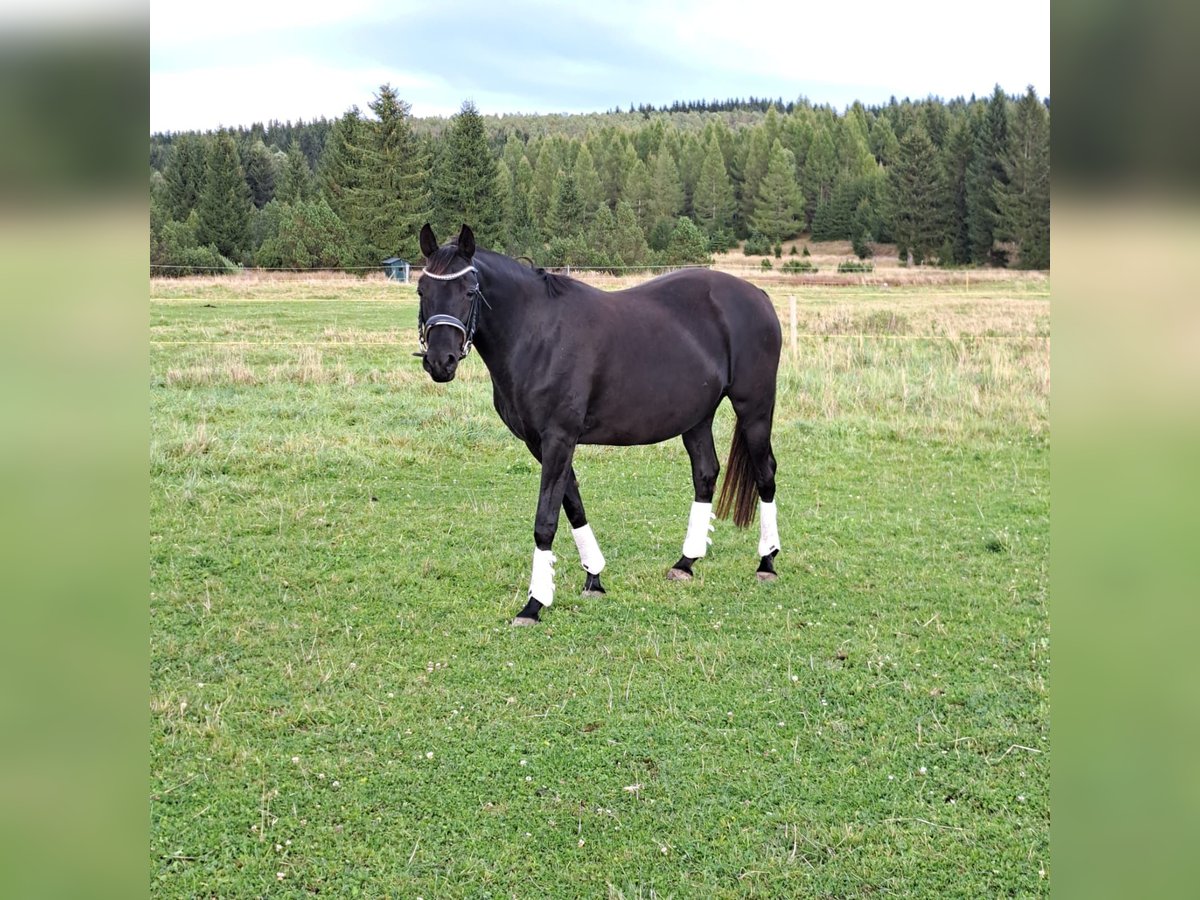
[758,500,781,557]
[682,501,715,558]
[529,549,556,606]
[571,524,606,575]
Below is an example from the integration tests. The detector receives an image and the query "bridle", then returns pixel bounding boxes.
[417,264,489,360]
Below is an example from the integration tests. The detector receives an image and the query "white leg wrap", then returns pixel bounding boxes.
[571,524,605,575]
[529,549,556,607]
[682,501,715,559]
[758,500,781,557]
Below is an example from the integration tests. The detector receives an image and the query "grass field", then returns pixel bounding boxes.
[150,272,1049,897]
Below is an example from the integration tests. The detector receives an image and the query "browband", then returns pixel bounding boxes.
[421,265,478,281]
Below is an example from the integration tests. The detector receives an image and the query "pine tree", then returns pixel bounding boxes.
[676,133,706,215]
[549,170,585,237]
[431,101,502,246]
[648,151,684,225]
[611,200,650,266]
[165,133,207,221]
[604,140,639,208]
[196,131,252,260]
[570,143,604,225]
[888,125,946,265]
[623,157,654,235]
[277,142,313,205]
[995,86,1050,269]
[351,85,431,261]
[528,139,562,238]
[750,140,803,244]
[257,198,356,269]
[587,204,619,268]
[243,140,277,209]
[869,117,901,167]
[738,127,771,232]
[966,85,1011,264]
[837,107,877,178]
[664,217,712,266]
[693,132,736,241]
[800,126,837,227]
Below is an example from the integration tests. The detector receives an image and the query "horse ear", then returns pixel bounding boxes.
[419,223,438,258]
[457,224,475,259]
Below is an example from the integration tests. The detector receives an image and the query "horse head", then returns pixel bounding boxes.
[417,223,482,383]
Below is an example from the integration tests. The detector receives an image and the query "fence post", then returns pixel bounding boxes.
[789,295,797,359]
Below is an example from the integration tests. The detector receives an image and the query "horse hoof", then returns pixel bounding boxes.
[756,571,778,582]
[667,568,693,581]
[581,590,605,598]
[511,616,539,627]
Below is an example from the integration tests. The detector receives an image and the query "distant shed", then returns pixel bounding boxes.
[381,257,411,283]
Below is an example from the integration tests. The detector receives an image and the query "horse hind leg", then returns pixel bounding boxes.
[669,417,720,581]
[726,400,780,581]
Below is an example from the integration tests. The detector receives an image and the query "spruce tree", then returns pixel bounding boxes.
[165,133,207,221]
[941,116,976,265]
[196,131,251,260]
[243,140,277,209]
[351,85,431,261]
[432,101,503,247]
[995,86,1050,269]
[277,142,313,205]
[750,140,803,244]
[966,85,1011,264]
[693,132,736,241]
[888,125,947,265]
[319,109,368,227]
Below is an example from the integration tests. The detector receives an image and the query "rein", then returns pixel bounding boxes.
[417,264,489,360]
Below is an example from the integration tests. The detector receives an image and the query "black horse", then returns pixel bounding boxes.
[416,224,782,625]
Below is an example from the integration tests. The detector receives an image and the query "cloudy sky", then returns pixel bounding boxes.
[150,0,1049,133]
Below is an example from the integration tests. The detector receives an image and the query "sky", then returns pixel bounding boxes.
[150,0,1050,134]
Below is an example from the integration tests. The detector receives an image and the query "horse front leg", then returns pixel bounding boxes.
[562,467,606,598]
[512,432,578,626]
[523,439,606,599]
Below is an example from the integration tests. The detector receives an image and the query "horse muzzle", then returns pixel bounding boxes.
[423,351,459,383]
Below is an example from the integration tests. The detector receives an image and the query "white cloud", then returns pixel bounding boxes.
[151,59,438,132]
[151,0,394,47]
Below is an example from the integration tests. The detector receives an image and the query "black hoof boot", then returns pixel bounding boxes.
[756,550,779,581]
[582,572,606,598]
[512,597,543,626]
[668,555,697,581]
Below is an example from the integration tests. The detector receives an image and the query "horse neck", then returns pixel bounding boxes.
[471,251,540,366]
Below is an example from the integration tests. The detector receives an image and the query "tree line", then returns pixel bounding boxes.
[150,85,1049,275]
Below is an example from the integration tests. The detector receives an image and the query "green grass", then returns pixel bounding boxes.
[151,278,1049,897]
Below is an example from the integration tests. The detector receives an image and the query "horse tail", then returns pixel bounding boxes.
[715,424,758,528]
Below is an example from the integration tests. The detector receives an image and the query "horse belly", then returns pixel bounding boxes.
[579,358,726,446]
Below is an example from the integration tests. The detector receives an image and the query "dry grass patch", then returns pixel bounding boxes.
[165,351,257,387]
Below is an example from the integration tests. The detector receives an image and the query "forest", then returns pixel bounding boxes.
[149,86,1049,274]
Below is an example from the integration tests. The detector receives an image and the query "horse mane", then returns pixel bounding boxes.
[473,248,580,299]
